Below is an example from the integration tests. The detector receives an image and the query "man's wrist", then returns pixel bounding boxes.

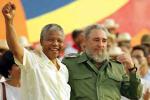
[5,19,13,24]
[128,65,137,72]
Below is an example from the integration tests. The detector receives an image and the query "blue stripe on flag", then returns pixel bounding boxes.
[22,0,74,19]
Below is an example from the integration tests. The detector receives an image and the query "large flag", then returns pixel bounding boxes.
[0,0,28,39]
[0,0,150,46]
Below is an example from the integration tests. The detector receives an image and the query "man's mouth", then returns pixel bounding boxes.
[50,48,59,52]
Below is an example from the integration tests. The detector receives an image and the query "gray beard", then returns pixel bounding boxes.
[85,49,109,63]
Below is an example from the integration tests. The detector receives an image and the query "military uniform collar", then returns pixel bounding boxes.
[77,52,89,63]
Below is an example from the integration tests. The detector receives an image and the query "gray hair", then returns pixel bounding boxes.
[84,24,110,38]
[40,24,64,40]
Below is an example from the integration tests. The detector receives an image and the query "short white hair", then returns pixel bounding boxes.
[84,24,110,38]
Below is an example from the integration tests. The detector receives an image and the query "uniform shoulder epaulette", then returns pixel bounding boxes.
[64,53,80,58]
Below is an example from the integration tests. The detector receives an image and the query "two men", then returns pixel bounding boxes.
[63,24,142,100]
[2,2,70,100]
[2,2,142,100]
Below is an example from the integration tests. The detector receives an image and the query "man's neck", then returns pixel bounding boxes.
[42,51,60,70]
[51,59,60,70]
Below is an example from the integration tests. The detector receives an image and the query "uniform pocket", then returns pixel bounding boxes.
[71,74,94,99]
[106,68,123,82]
[105,70,123,92]
[107,73,122,82]
[103,72,122,100]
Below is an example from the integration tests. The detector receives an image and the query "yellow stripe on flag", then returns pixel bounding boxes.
[27,0,128,42]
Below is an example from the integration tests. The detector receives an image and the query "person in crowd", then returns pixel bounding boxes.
[141,34,150,68]
[122,45,150,100]
[132,45,150,100]
[147,54,150,68]
[107,33,117,51]
[117,32,131,54]
[62,24,142,100]
[71,29,85,52]
[104,19,119,35]
[0,51,20,100]
[0,40,9,82]
[2,2,70,100]
[131,45,150,81]
[108,46,123,60]
[104,19,119,51]
[64,29,85,55]
[141,34,150,52]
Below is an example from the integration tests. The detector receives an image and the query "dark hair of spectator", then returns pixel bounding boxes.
[131,45,149,57]
[72,29,83,40]
[0,51,15,78]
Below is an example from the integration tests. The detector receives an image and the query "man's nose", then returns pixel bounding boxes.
[52,40,59,45]
[98,41,104,47]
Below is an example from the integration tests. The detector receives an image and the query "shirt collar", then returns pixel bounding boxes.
[40,50,64,71]
[77,52,89,63]
[40,50,50,64]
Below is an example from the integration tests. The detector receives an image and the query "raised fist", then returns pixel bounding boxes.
[2,2,16,21]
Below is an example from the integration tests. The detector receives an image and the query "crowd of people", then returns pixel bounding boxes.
[0,2,150,100]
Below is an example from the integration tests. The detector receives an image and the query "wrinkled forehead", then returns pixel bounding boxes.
[43,30,64,36]
[87,29,108,39]
[132,49,145,56]
[43,30,64,39]
[46,30,64,35]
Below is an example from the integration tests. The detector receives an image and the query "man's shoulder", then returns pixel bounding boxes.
[64,53,80,58]
[63,53,81,60]
[62,53,82,65]
[24,49,42,61]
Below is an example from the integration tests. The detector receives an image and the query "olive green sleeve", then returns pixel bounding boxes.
[120,71,143,100]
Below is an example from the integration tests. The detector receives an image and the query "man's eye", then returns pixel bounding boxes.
[48,39,54,42]
[103,39,107,42]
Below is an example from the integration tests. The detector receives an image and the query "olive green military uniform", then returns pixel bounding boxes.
[62,53,142,100]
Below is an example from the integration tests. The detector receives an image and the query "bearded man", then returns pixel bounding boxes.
[62,24,142,100]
